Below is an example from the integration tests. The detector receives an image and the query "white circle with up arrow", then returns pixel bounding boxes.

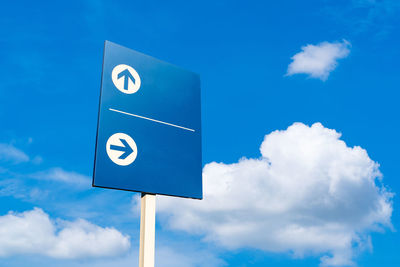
[111,64,141,94]
[106,133,138,166]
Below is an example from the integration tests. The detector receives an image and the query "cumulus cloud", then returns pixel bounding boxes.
[0,208,130,259]
[157,123,393,266]
[0,143,29,163]
[286,40,350,81]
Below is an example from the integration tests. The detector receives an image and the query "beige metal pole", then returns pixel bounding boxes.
[139,193,156,267]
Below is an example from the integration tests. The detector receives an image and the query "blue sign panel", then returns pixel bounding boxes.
[93,41,202,199]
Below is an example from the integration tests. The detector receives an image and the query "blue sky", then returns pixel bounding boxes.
[0,0,399,266]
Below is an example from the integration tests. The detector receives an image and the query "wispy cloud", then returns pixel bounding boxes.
[0,178,48,201]
[0,208,130,259]
[0,143,29,164]
[0,167,91,205]
[30,168,91,189]
[157,122,393,266]
[0,142,90,190]
[286,40,350,81]
[324,0,400,37]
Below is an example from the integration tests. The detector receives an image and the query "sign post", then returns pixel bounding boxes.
[139,193,156,267]
[93,41,202,267]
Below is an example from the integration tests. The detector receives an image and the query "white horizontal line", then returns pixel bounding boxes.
[109,108,195,132]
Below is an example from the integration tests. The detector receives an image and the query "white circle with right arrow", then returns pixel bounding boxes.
[106,133,138,166]
[111,64,141,94]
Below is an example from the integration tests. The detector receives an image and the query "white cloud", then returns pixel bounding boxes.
[30,168,91,188]
[157,122,393,266]
[0,143,29,163]
[286,40,350,81]
[0,208,130,259]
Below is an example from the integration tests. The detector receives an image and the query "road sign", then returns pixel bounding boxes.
[93,41,202,199]
[106,133,138,166]
[111,64,141,94]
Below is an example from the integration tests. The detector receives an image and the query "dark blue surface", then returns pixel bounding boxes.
[93,41,202,199]
[110,138,133,160]
[117,69,135,90]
